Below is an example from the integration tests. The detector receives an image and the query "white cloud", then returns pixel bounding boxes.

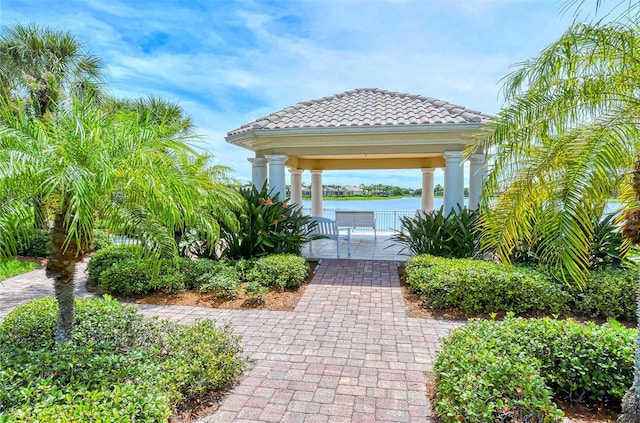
[2,0,578,188]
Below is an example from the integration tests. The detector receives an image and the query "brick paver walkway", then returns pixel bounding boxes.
[0,259,462,422]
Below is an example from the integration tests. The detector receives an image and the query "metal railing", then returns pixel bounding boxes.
[302,208,415,234]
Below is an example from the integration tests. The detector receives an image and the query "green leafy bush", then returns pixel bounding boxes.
[98,258,153,296]
[569,266,639,320]
[0,297,57,350]
[196,264,241,299]
[87,243,141,284]
[219,186,315,259]
[0,297,244,421]
[405,254,569,314]
[245,280,269,302]
[246,254,309,291]
[177,258,241,299]
[90,229,114,251]
[391,206,479,258]
[98,258,187,296]
[15,228,50,257]
[435,316,634,422]
[159,319,245,400]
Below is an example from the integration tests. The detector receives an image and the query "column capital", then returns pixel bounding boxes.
[264,154,288,164]
[443,150,464,162]
[421,168,435,175]
[248,157,267,165]
[468,153,485,164]
[310,169,323,175]
[288,168,303,175]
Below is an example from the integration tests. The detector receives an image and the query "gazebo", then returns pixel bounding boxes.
[226,88,494,216]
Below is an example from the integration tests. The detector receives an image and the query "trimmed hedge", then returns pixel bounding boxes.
[570,267,639,320]
[89,247,310,299]
[87,244,142,284]
[245,254,309,291]
[405,254,638,319]
[405,255,569,314]
[0,296,245,421]
[435,316,634,422]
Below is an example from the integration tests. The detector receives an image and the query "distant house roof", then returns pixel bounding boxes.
[228,88,494,136]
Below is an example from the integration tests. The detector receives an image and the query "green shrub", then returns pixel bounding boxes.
[570,266,639,320]
[176,258,241,299]
[87,243,141,284]
[90,229,114,251]
[245,280,269,302]
[246,254,309,291]
[0,297,245,421]
[197,266,241,299]
[0,297,57,350]
[160,320,245,400]
[16,229,50,258]
[98,258,153,296]
[435,316,634,422]
[98,257,187,296]
[1,344,171,422]
[178,257,217,289]
[405,254,569,314]
[391,206,478,258]
[219,186,315,259]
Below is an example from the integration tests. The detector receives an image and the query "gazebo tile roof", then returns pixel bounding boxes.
[228,88,494,136]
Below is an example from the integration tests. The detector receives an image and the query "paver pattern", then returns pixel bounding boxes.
[0,258,462,422]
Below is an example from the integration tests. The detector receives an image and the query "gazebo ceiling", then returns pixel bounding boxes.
[226,88,494,170]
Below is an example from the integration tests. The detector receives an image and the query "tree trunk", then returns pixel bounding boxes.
[619,157,640,422]
[617,278,640,422]
[45,204,85,344]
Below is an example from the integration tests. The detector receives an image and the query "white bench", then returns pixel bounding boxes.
[308,217,351,258]
[335,210,377,239]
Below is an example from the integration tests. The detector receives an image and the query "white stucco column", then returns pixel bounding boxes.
[310,170,323,217]
[265,154,288,200]
[468,153,485,210]
[288,168,303,210]
[248,157,267,191]
[443,151,464,214]
[421,168,435,212]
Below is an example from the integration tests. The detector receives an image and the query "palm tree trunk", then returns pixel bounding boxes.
[617,280,640,422]
[619,158,640,422]
[45,204,85,343]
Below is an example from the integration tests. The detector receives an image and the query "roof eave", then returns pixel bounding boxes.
[225,122,489,150]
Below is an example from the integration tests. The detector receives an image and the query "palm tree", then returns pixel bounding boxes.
[0,23,104,229]
[467,3,640,421]
[0,23,104,116]
[0,96,241,343]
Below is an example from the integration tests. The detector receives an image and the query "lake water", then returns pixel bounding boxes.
[301,197,468,212]
[302,197,623,213]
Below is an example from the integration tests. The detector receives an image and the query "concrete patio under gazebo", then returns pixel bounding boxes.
[226,88,494,217]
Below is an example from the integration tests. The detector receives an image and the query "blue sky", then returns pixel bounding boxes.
[1,0,593,188]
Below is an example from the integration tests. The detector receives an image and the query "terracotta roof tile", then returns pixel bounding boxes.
[228,88,494,136]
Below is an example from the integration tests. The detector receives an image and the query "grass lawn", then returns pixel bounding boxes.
[0,258,38,281]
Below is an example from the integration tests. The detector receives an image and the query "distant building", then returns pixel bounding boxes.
[343,185,365,196]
